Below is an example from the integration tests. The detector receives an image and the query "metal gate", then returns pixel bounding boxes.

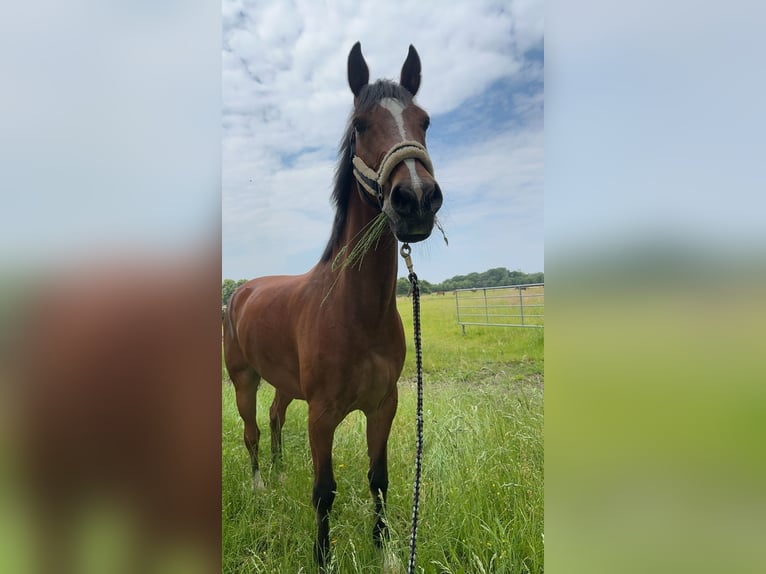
[454,283,544,333]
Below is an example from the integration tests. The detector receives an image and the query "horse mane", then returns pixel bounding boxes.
[320,80,415,262]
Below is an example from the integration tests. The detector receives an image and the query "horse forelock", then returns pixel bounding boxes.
[320,81,413,262]
[354,80,413,113]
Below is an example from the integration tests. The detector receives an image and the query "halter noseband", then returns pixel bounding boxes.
[350,131,435,210]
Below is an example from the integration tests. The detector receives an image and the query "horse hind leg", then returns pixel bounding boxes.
[269,391,292,468]
[232,368,265,490]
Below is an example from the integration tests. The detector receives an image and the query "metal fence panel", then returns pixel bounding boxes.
[454,283,544,333]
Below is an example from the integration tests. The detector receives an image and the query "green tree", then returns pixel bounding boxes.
[222,278,249,306]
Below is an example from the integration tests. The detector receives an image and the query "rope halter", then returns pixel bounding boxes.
[350,133,435,210]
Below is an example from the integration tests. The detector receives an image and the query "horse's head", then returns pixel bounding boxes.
[347,42,443,243]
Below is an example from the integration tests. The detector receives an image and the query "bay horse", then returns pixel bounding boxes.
[223,42,442,566]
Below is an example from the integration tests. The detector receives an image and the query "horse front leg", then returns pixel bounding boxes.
[365,390,398,547]
[308,404,340,568]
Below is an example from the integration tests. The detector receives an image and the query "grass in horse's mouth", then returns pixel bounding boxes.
[321,212,390,306]
[332,211,390,273]
[435,217,448,246]
[323,214,446,306]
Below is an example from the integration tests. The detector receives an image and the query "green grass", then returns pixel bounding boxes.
[222,293,543,573]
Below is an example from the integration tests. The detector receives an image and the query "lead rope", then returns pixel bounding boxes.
[400,243,423,574]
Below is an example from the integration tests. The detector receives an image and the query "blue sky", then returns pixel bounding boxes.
[222,0,544,283]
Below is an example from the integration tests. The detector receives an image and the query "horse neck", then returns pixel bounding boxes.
[321,189,399,318]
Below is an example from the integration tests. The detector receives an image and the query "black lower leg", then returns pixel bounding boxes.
[270,395,292,467]
[312,479,337,566]
[368,467,389,546]
[270,420,283,465]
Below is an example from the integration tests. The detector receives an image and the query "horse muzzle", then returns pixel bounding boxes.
[385,179,443,243]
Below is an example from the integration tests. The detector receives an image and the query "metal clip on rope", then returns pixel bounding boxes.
[401,242,423,574]
[400,243,415,276]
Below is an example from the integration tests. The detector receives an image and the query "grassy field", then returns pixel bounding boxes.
[222,293,544,573]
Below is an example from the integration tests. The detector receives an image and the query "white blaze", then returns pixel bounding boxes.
[380,97,423,200]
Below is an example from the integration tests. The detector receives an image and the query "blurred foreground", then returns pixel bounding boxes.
[1,253,221,574]
[0,4,220,572]
[545,243,766,574]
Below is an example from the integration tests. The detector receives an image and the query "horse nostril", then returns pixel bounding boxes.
[392,181,442,215]
[427,183,443,213]
[390,183,418,214]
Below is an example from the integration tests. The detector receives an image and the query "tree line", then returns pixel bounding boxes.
[223,268,543,305]
[395,267,543,296]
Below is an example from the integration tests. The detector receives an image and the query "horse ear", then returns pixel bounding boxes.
[347,42,369,97]
[400,45,421,96]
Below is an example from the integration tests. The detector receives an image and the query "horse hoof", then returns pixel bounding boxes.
[252,471,265,491]
[373,520,389,548]
[313,540,331,569]
[382,548,403,574]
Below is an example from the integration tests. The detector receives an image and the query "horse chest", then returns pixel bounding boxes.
[358,344,401,382]
[300,332,404,410]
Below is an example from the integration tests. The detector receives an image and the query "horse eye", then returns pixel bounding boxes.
[354,119,368,134]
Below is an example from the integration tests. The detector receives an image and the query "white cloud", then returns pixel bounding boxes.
[223,0,544,280]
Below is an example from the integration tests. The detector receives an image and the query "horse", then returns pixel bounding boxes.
[223,41,442,567]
